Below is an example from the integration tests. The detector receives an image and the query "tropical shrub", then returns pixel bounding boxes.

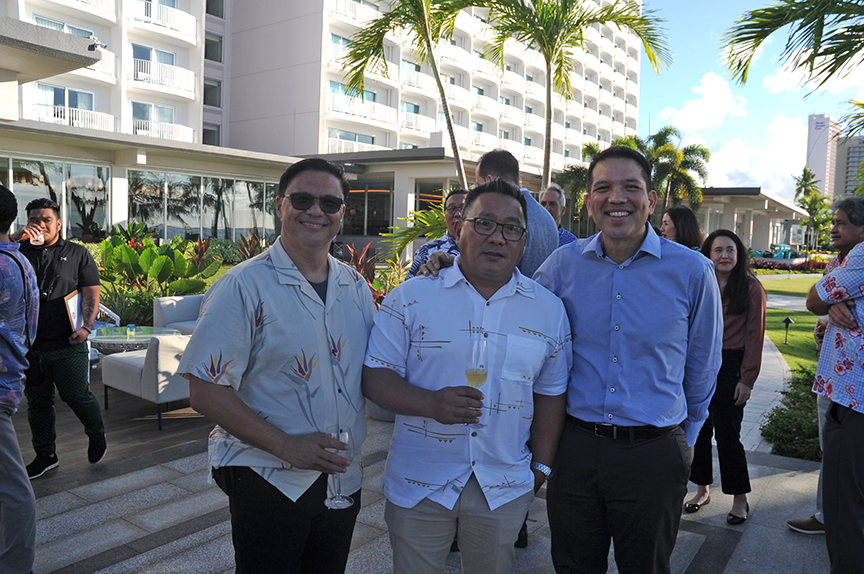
[760,365,822,462]
[239,231,264,260]
[208,239,243,265]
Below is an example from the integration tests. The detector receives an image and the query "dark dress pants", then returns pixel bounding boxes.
[690,349,751,495]
[213,466,361,574]
[547,419,690,574]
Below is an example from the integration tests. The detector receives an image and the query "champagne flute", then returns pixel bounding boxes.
[324,425,355,510]
[464,336,487,428]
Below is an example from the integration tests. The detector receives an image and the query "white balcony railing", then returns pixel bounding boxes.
[132,120,194,142]
[132,59,196,94]
[328,92,397,125]
[565,127,581,142]
[498,138,523,156]
[132,0,196,40]
[583,106,598,125]
[471,130,498,149]
[329,43,347,67]
[552,122,565,141]
[524,113,545,132]
[525,81,545,100]
[330,0,380,25]
[473,56,500,78]
[401,112,435,132]
[59,0,115,14]
[33,104,114,132]
[402,69,437,94]
[85,49,115,77]
[444,83,470,108]
[439,43,471,70]
[503,70,525,92]
[499,104,524,124]
[523,146,543,165]
[327,138,388,153]
[471,93,499,115]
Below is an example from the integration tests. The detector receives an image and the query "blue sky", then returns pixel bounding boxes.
[637,0,864,202]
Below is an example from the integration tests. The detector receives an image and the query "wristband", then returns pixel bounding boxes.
[530,461,552,479]
[81,326,92,334]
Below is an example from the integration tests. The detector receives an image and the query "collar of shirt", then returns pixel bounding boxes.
[269,236,353,289]
[446,255,536,301]
[583,223,661,266]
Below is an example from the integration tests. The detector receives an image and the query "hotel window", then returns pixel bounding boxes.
[401,101,420,114]
[203,123,221,146]
[203,79,222,107]
[34,15,93,38]
[205,33,223,62]
[330,81,375,102]
[206,0,224,18]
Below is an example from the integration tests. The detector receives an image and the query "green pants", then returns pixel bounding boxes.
[24,344,104,457]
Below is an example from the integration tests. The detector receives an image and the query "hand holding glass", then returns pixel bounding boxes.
[324,426,355,510]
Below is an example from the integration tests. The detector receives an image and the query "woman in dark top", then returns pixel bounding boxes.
[685,229,766,524]
[660,205,704,249]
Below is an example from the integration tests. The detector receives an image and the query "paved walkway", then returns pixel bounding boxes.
[13,288,829,573]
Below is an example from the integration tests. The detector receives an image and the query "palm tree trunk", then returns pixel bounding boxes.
[423,31,467,190]
[542,60,554,189]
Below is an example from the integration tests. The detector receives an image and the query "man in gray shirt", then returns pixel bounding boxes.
[475,150,558,277]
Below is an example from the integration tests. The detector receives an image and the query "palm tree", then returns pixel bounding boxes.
[653,141,710,211]
[723,1,864,134]
[793,166,821,201]
[795,190,831,250]
[478,0,672,187]
[341,0,473,189]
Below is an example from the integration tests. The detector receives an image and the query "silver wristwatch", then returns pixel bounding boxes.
[530,461,552,479]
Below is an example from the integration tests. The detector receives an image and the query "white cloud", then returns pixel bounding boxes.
[706,114,807,201]
[659,73,747,131]
[764,59,864,101]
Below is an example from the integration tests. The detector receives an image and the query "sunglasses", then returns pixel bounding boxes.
[285,192,344,214]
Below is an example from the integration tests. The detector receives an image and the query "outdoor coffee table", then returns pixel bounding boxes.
[89,326,181,354]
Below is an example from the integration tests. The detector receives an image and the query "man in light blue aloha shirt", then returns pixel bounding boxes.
[178,158,377,574]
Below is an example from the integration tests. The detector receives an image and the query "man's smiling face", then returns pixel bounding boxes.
[585,157,656,249]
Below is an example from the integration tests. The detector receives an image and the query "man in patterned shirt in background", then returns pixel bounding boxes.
[405,189,467,280]
[179,158,377,574]
[0,184,39,574]
[806,222,864,574]
[363,179,572,574]
[787,195,864,536]
[540,184,577,247]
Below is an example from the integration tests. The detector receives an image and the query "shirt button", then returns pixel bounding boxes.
[618,265,624,269]
[614,325,619,331]
[472,432,478,437]
[608,414,613,420]
[610,387,616,393]
[616,294,621,300]
[471,461,476,466]
[337,388,342,393]
[612,356,618,363]
[486,302,490,306]
[483,332,488,338]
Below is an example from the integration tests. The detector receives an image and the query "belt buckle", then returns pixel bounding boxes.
[596,423,617,439]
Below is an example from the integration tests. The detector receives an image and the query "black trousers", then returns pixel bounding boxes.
[547,419,690,574]
[213,466,361,574]
[823,402,864,574]
[690,349,751,495]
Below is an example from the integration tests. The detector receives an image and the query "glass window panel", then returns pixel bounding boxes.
[415,181,444,212]
[128,170,165,237]
[132,101,150,121]
[233,180,264,239]
[264,183,280,245]
[155,104,174,123]
[203,79,221,107]
[158,0,177,7]
[12,159,63,229]
[202,123,220,146]
[343,189,365,236]
[205,34,223,62]
[132,43,151,61]
[67,24,93,38]
[69,90,93,111]
[66,164,109,241]
[0,158,9,188]
[206,0,224,18]
[203,177,233,239]
[34,16,63,31]
[166,174,201,241]
[357,133,374,144]
[365,187,392,236]
[155,49,175,65]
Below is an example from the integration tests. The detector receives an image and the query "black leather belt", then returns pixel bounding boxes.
[566,415,680,441]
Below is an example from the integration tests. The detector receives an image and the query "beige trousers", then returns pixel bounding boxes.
[385,474,533,574]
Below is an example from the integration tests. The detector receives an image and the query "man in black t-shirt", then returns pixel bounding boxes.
[12,198,105,479]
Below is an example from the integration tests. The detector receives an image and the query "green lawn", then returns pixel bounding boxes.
[765,309,818,373]
[759,276,819,298]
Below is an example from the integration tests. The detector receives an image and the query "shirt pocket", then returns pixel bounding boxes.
[500,336,548,386]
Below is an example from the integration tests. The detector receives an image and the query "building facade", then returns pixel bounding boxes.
[806,113,842,199]
[2,0,642,250]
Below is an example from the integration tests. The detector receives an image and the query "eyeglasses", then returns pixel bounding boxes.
[463,217,526,242]
[444,205,463,215]
[284,192,344,214]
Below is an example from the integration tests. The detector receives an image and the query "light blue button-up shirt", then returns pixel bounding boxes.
[533,226,723,446]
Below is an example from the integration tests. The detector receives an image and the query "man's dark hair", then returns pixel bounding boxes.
[462,179,528,226]
[444,188,468,209]
[476,150,521,187]
[278,158,351,198]
[0,185,18,235]
[701,228,753,316]
[587,146,652,194]
[25,197,61,218]
[833,195,864,227]
[664,205,704,249]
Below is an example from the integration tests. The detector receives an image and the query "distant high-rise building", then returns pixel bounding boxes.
[806,113,842,198]
[836,135,864,196]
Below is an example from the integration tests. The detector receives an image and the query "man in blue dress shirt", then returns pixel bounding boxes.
[540,184,577,247]
[533,146,723,574]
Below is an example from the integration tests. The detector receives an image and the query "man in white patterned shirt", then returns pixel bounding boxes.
[363,179,572,574]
